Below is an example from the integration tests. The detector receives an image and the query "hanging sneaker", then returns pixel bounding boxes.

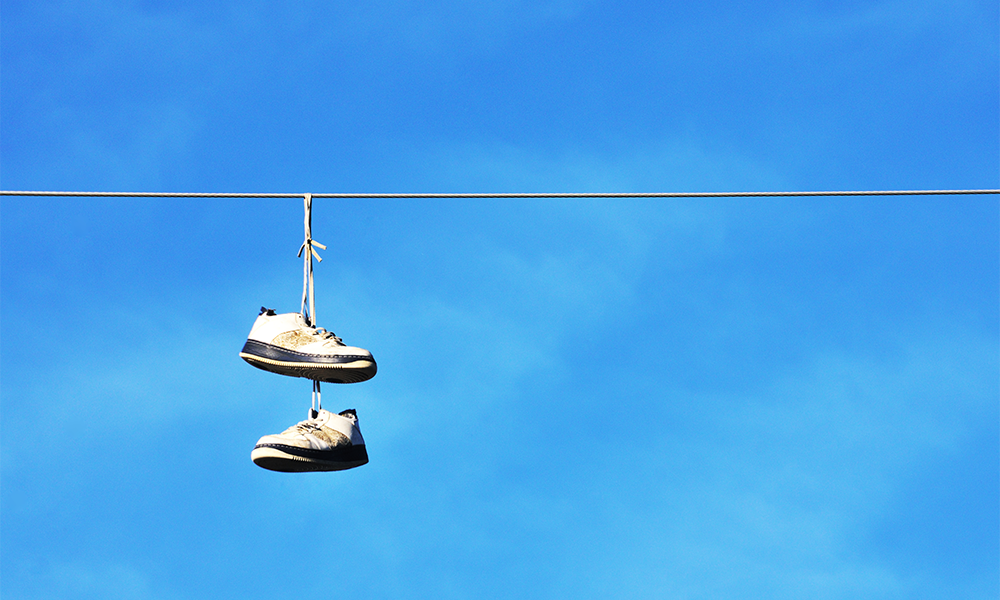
[251,408,369,472]
[239,308,377,383]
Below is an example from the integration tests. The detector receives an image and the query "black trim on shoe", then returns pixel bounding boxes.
[241,339,373,365]
[255,442,369,462]
[239,340,377,383]
[252,443,370,473]
[252,455,368,472]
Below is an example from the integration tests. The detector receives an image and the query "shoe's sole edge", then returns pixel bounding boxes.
[240,350,377,384]
[251,444,369,472]
[242,339,374,365]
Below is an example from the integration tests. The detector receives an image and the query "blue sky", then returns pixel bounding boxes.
[2,1,998,599]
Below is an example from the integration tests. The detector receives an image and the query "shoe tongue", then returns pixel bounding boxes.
[310,408,338,424]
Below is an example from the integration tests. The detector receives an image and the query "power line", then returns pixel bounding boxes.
[1,189,997,198]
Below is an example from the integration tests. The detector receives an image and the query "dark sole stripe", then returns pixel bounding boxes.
[252,444,369,472]
[240,353,376,383]
[241,339,375,365]
[255,443,369,462]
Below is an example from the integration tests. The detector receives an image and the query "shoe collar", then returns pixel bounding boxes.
[308,408,364,445]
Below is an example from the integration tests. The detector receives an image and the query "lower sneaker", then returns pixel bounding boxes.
[251,408,369,472]
[239,308,377,384]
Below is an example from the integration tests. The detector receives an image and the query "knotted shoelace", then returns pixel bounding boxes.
[297,194,326,327]
[309,327,344,346]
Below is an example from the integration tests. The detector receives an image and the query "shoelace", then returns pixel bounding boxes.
[298,194,326,327]
[309,327,345,346]
[293,420,323,434]
[279,417,322,436]
[312,380,322,412]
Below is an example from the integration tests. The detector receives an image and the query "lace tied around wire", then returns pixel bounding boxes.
[297,194,326,327]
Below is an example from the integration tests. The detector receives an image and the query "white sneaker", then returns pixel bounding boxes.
[239,308,377,383]
[251,408,369,472]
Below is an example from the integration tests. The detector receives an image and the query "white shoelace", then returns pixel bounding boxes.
[309,327,344,346]
[297,194,326,327]
[293,420,322,433]
[311,379,322,412]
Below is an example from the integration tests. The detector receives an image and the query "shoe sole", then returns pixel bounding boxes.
[240,340,377,384]
[251,444,369,472]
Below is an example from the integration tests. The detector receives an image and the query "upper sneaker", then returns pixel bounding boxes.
[251,408,369,472]
[239,308,377,383]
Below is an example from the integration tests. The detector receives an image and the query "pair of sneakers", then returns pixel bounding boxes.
[240,308,375,472]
